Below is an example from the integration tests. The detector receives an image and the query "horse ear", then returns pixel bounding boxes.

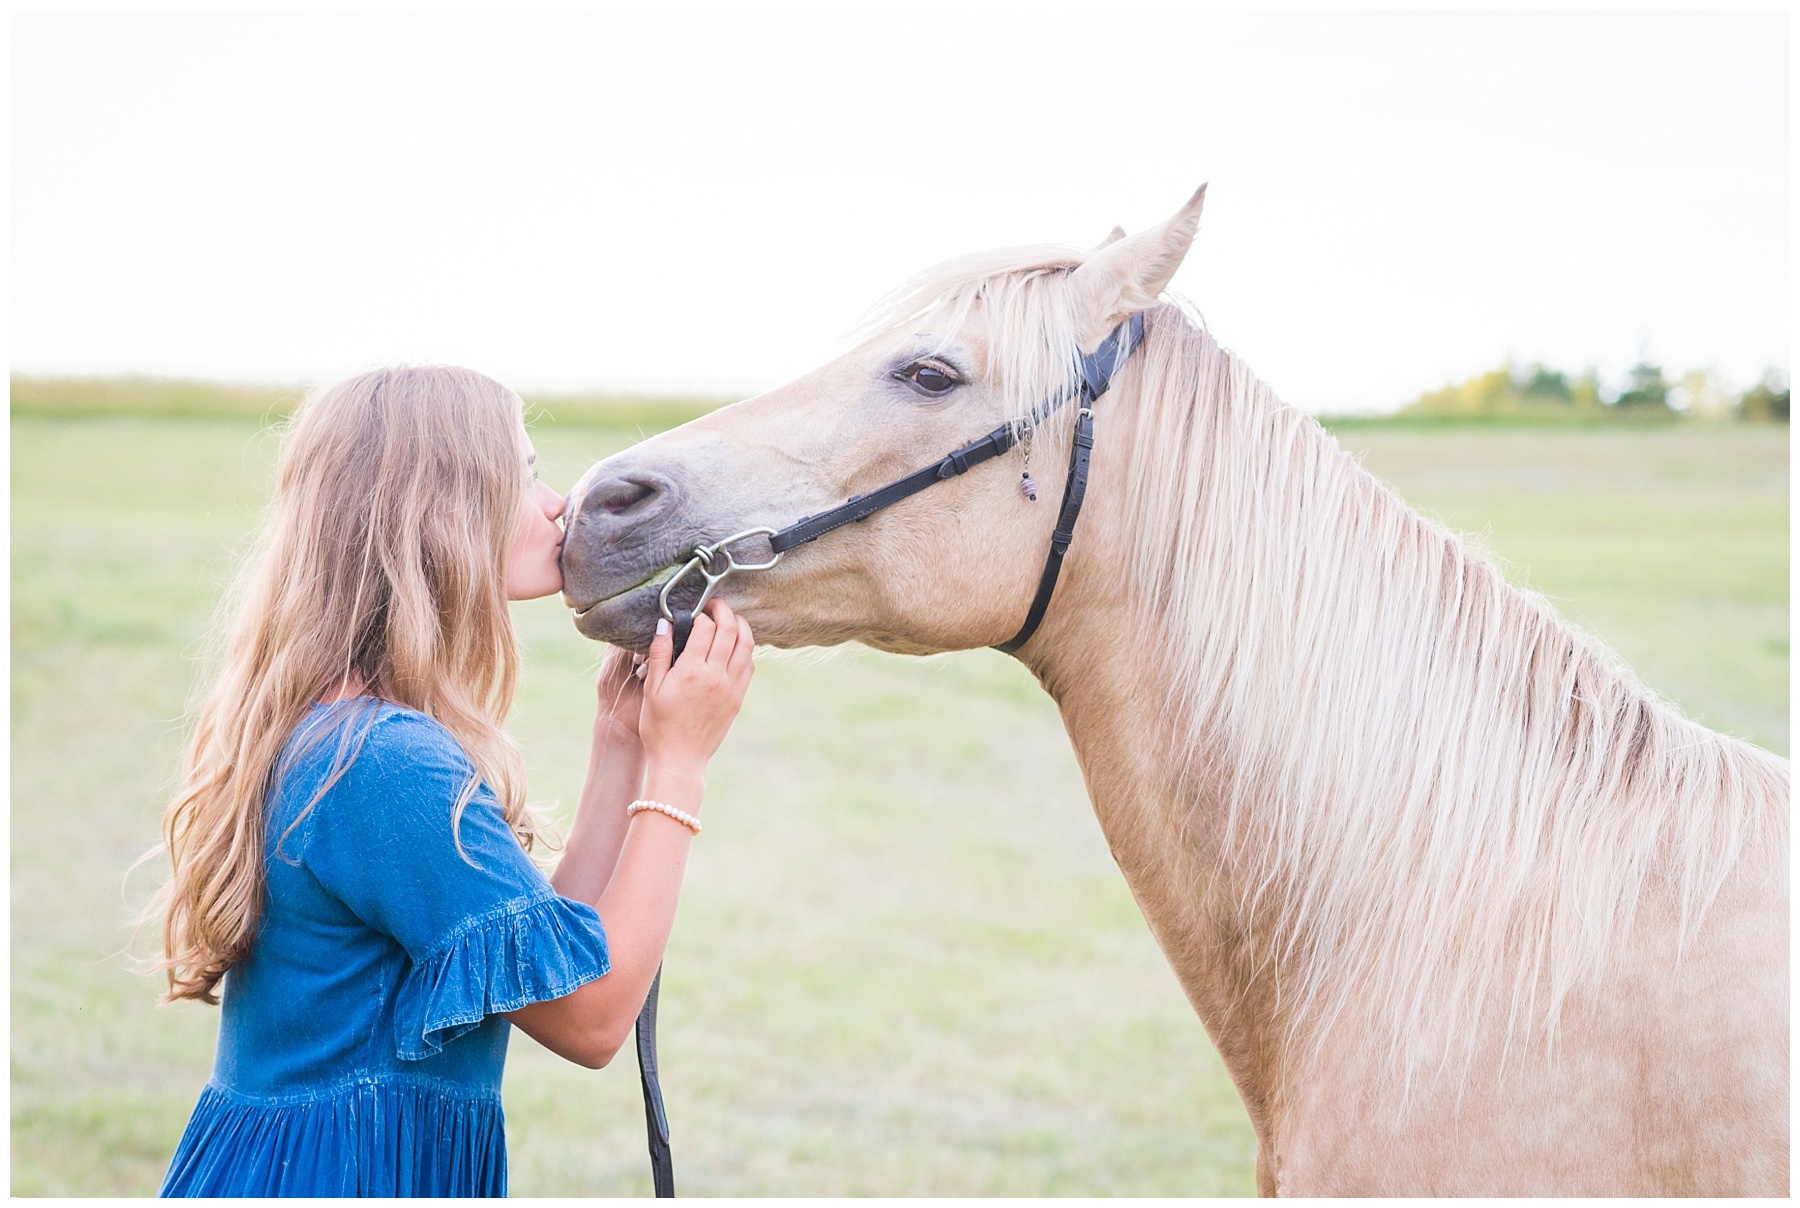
[1071,184,1207,346]
[1095,225,1127,249]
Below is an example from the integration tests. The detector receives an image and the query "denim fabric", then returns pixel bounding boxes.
[160,700,610,1198]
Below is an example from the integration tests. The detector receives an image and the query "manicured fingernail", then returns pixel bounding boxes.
[655,618,670,636]
[635,664,647,680]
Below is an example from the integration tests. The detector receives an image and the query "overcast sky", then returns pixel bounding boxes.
[10,9,1790,412]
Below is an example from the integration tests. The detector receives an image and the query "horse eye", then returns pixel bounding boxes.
[897,362,960,397]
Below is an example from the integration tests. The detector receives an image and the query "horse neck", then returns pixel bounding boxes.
[1014,309,1776,1098]
[1010,322,1303,1122]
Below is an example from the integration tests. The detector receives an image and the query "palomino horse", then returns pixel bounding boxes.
[559,188,1788,1195]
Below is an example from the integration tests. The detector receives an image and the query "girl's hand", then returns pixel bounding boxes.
[594,646,645,748]
[638,599,754,779]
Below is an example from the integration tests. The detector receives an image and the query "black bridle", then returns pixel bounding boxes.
[633,309,1147,1196]
[659,310,1147,654]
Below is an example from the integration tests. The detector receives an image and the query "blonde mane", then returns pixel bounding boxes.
[876,252,1787,1070]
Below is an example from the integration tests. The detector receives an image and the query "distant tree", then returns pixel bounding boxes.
[1570,369,1604,408]
[1517,364,1573,403]
[1404,368,1515,417]
[1671,369,1734,421]
[1613,362,1672,412]
[1740,370,1790,423]
[1395,360,1689,422]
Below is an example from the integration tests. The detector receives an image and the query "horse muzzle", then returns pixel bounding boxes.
[560,462,700,645]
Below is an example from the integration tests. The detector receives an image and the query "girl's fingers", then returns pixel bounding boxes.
[643,618,673,692]
[640,602,754,770]
[703,601,738,667]
[680,608,718,671]
[728,614,755,678]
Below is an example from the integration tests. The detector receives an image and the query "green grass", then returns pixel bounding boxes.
[11,409,1787,1196]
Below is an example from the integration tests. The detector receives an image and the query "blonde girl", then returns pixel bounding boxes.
[151,366,751,1196]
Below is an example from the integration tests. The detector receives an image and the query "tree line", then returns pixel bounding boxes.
[1400,362,1789,422]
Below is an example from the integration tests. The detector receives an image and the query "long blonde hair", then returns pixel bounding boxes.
[150,365,542,1004]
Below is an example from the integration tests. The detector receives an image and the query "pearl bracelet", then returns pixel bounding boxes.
[627,799,702,835]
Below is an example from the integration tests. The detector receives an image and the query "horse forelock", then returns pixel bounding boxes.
[862,244,1096,440]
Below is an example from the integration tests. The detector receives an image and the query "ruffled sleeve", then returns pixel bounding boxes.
[392,891,611,1060]
[296,707,611,1063]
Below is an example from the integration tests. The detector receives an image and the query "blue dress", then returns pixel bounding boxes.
[160,700,612,1197]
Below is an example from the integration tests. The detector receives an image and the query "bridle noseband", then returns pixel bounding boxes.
[630,311,1146,1197]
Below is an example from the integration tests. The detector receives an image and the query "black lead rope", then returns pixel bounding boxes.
[631,310,1146,1197]
[632,619,691,1200]
[634,967,674,1197]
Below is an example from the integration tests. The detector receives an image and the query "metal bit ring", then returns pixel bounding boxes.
[656,527,783,625]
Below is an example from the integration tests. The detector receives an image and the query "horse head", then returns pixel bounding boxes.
[559,186,1206,656]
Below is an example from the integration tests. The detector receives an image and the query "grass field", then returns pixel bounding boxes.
[10,408,1787,1195]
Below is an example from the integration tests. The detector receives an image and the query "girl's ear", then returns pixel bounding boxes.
[1070,184,1207,350]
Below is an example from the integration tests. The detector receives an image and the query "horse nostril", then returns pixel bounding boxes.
[596,479,658,516]
[566,469,677,537]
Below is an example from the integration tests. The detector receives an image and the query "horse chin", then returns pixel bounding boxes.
[567,550,728,648]
[569,584,662,648]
